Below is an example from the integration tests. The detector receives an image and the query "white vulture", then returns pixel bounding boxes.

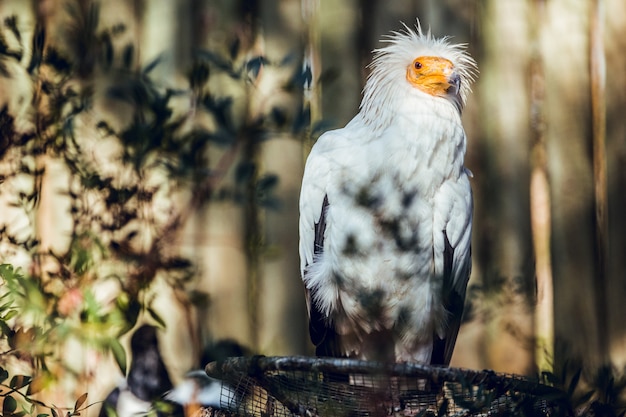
[299,22,477,365]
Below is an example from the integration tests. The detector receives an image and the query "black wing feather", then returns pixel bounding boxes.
[305,196,343,357]
[431,229,468,365]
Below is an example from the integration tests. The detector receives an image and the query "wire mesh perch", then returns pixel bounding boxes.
[204,356,568,417]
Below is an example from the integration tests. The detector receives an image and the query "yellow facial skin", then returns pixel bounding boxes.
[406,56,459,98]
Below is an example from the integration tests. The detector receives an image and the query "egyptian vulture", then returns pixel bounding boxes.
[299,22,477,365]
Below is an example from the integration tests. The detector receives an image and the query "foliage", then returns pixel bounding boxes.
[540,359,626,417]
[0,1,306,414]
[466,274,626,416]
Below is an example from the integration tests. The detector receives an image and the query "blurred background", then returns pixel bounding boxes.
[0,0,625,415]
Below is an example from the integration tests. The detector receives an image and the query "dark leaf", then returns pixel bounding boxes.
[74,393,88,411]
[201,95,233,130]
[0,33,8,54]
[188,290,210,307]
[27,24,45,73]
[122,44,134,69]
[0,366,8,383]
[5,16,21,43]
[101,32,113,70]
[270,107,287,127]
[577,390,595,406]
[278,52,297,66]
[257,174,279,193]
[147,307,166,329]
[0,61,10,77]
[51,408,59,417]
[292,104,311,133]
[229,37,240,60]
[44,47,72,74]
[10,374,32,389]
[246,56,267,80]
[3,395,17,413]
[318,67,340,86]
[96,120,116,136]
[189,62,210,89]
[259,195,281,210]
[0,29,23,63]
[195,50,234,75]
[164,257,192,270]
[122,298,141,327]
[142,54,162,75]
[301,64,313,89]
[111,23,126,36]
[235,161,255,184]
[568,367,582,398]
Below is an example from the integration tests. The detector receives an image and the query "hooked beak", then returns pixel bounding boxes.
[447,72,461,97]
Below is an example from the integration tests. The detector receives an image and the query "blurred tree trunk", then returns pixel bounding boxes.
[138,0,201,382]
[317,0,361,129]
[254,0,309,355]
[29,0,75,409]
[589,0,609,365]
[541,0,599,367]
[458,0,535,375]
[605,0,626,368]
[181,0,255,353]
[529,0,554,375]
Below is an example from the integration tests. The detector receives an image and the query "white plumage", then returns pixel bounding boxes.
[299,22,477,364]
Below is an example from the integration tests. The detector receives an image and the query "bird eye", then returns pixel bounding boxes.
[414,61,422,70]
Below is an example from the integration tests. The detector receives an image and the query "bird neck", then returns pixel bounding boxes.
[359,80,462,136]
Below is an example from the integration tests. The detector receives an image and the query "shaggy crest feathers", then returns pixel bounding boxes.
[360,21,477,128]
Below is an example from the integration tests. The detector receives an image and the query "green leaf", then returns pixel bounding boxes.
[3,395,17,412]
[26,373,49,395]
[109,338,127,375]
[0,366,8,382]
[74,392,88,411]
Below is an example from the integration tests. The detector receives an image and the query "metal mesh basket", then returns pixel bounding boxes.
[204,356,568,417]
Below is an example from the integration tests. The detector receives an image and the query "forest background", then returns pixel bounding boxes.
[0,0,625,415]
